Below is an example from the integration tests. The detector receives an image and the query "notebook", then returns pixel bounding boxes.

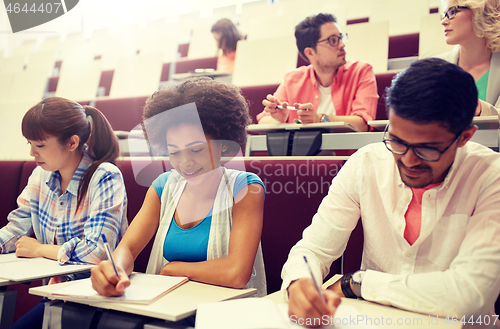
[51,273,188,304]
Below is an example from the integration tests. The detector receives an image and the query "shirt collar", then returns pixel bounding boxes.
[309,63,346,88]
[45,150,93,196]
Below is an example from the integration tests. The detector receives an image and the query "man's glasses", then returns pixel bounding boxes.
[382,125,462,162]
[441,5,470,21]
[316,33,348,48]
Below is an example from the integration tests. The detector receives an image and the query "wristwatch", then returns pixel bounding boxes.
[340,271,365,298]
[320,114,330,123]
[351,270,365,298]
[340,273,357,298]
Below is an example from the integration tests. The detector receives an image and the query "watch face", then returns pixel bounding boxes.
[353,271,365,284]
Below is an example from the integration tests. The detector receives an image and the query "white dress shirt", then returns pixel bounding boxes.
[282,142,500,328]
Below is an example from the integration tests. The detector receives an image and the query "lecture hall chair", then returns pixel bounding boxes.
[55,61,102,102]
[232,35,298,88]
[343,21,390,74]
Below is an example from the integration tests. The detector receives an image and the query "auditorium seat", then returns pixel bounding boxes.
[6,69,48,103]
[95,96,148,132]
[344,21,389,74]
[374,71,398,120]
[419,14,455,59]
[211,4,238,24]
[240,84,280,124]
[369,0,429,36]
[55,61,102,101]
[25,51,57,73]
[233,36,297,87]
[174,56,218,74]
[108,53,163,99]
[98,70,114,96]
[187,28,218,60]
[388,33,419,59]
[245,16,300,41]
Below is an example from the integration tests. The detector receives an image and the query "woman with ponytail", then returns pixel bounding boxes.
[0,97,128,329]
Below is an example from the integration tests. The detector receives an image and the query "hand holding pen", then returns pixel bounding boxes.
[262,94,290,123]
[90,235,131,297]
[286,256,341,327]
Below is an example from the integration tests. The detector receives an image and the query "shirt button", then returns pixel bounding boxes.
[403,195,409,202]
[406,252,412,258]
[57,224,60,227]
[372,293,377,299]
[397,224,402,229]
[60,202,64,206]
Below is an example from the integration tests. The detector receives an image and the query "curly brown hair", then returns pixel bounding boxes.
[142,77,251,156]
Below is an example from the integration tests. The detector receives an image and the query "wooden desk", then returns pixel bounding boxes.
[246,117,500,156]
[368,117,500,131]
[30,280,256,322]
[265,275,462,329]
[0,254,94,329]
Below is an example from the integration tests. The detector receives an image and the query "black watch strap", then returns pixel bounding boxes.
[340,273,357,298]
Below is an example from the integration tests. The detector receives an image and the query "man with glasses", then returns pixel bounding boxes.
[257,13,378,132]
[282,58,500,328]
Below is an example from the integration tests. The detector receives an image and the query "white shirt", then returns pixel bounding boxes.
[316,84,335,116]
[282,142,500,328]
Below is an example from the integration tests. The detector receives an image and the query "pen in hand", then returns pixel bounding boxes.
[102,234,120,279]
[304,255,326,302]
[276,105,299,110]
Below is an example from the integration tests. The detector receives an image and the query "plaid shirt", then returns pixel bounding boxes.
[0,152,128,265]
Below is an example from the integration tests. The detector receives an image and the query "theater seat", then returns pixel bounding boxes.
[375,72,398,120]
[240,84,280,124]
[95,96,148,132]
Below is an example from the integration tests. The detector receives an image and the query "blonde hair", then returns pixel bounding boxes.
[443,0,500,52]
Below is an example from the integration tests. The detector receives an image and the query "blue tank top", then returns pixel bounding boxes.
[151,170,264,262]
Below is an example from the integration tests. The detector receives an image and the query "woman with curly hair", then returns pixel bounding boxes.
[211,18,242,73]
[90,77,266,303]
[438,0,500,116]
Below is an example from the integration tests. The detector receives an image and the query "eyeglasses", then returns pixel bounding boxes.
[316,33,348,48]
[382,125,462,162]
[441,5,470,21]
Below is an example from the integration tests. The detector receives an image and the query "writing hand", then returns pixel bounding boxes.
[287,278,341,328]
[90,260,130,297]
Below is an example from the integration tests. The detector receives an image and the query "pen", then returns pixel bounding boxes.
[102,234,120,279]
[304,255,326,302]
[276,105,299,110]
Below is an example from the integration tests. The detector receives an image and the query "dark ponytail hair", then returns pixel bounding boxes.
[21,97,119,212]
[211,18,242,54]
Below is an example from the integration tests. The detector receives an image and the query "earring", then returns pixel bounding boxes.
[222,146,228,152]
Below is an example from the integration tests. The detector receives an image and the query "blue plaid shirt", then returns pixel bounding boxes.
[0,152,128,265]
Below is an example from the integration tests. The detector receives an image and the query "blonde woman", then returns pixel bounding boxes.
[438,0,500,116]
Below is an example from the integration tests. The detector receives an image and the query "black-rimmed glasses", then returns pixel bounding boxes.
[382,125,462,162]
[441,5,470,21]
[316,33,348,48]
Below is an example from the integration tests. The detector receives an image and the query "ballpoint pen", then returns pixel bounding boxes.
[102,234,120,278]
[304,255,326,302]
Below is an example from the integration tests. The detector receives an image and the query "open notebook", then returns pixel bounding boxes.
[51,273,188,304]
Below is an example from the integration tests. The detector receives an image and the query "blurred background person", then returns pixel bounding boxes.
[211,18,242,73]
